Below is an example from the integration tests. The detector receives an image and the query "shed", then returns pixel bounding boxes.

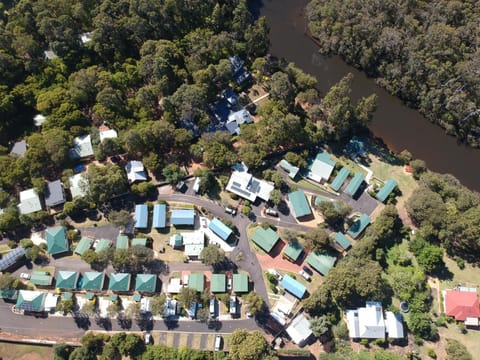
[55,270,79,290]
[81,272,105,291]
[188,273,205,292]
[251,227,280,253]
[132,238,147,247]
[75,237,92,255]
[288,190,312,218]
[233,273,249,293]
[329,167,350,192]
[280,275,307,299]
[116,235,129,249]
[283,241,303,262]
[306,252,336,275]
[210,274,226,293]
[135,274,157,293]
[69,134,94,159]
[347,214,371,239]
[344,173,365,197]
[30,271,53,286]
[46,227,68,255]
[45,180,65,207]
[0,247,25,271]
[208,218,233,241]
[376,179,398,202]
[183,232,205,259]
[99,129,118,142]
[108,273,131,292]
[16,290,45,312]
[95,239,112,253]
[334,232,352,250]
[279,159,299,179]
[0,288,18,300]
[134,204,148,228]
[170,209,195,226]
[153,204,166,228]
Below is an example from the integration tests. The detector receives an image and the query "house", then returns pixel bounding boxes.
[376,179,398,203]
[385,312,405,339]
[208,218,233,242]
[116,235,129,250]
[167,278,183,294]
[210,274,226,293]
[164,297,180,318]
[329,167,350,192]
[304,151,336,183]
[81,272,105,291]
[280,275,307,299]
[306,252,336,276]
[443,289,480,326]
[69,173,89,198]
[134,204,148,228]
[286,313,313,346]
[108,273,131,292]
[283,241,303,262]
[153,204,166,228]
[279,159,300,179]
[226,163,274,202]
[188,273,205,292]
[288,190,312,219]
[233,273,249,293]
[346,302,385,339]
[18,189,42,215]
[229,56,250,84]
[46,227,68,255]
[225,109,253,135]
[10,140,27,157]
[55,270,79,290]
[99,129,118,143]
[347,214,371,239]
[0,247,25,272]
[344,173,366,197]
[75,237,93,255]
[69,134,94,159]
[16,290,46,312]
[170,209,195,226]
[251,227,280,253]
[135,274,157,293]
[334,232,352,250]
[45,180,66,208]
[30,271,53,286]
[182,232,205,259]
[125,161,147,184]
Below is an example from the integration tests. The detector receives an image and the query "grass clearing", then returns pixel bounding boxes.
[206,334,216,350]
[0,342,53,359]
[440,256,480,290]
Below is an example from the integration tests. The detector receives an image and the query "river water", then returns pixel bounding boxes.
[258,0,480,191]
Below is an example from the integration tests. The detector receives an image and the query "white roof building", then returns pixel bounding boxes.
[226,163,274,202]
[346,301,387,339]
[182,231,205,258]
[80,32,93,44]
[125,161,147,184]
[167,278,182,294]
[44,50,58,60]
[271,295,297,325]
[18,189,43,215]
[286,313,313,346]
[44,293,59,312]
[99,129,118,143]
[385,311,404,339]
[69,134,94,159]
[225,109,253,135]
[33,114,46,126]
[69,173,89,198]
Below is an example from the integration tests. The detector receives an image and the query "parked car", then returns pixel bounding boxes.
[214,335,223,351]
[302,266,313,275]
[225,206,237,215]
[227,277,232,291]
[20,273,30,280]
[144,333,152,344]
[267,268,282,280]
[299,270,311,281]
[265,208,278,217]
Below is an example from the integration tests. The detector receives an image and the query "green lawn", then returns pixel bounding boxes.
[440,256,480,291]
[0,342,53,359]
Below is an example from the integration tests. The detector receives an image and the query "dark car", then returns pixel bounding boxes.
[302,266,313,275]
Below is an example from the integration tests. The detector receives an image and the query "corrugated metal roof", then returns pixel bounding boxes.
[251,227,280,253]
[345,173,365,196]
[55,270,79,289]
[330,167,350,191]
[280,275,307,299]
[334,232,352,250]
[170,209,195,226]
[153,204,166,228]
[135,274,156,292]
[210,274,226,293]
[347,214,371,239]
[208,218,233,241]
[108,273,131,292]
[75,237,92,255]
[376,179,398,202]
[135,204,148,228]
[233,273,249,293]
[116,235,129,249]
[283,241,303,262]
[306,252,336,275]
[188,273,204,292]
[288,190,312,218]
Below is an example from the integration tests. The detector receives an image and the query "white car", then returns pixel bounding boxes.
[299,270,311,281]
[227,277,232,291]
[20,273,30,280]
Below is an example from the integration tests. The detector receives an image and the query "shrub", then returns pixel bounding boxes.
[456,257,465,270]
[359,338,369,347]
[427,348,437,359]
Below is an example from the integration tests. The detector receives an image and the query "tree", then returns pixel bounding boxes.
[25,245,43,263]
[124,302,141,320]
[68,346,97,360]
[87,164,128,205]
[303,227,330,253]
[408,312,437,340]
[108,210,131,229]
[310,315,331,337]
[416,244,444,274]
[406,186,446,232]
[316,201,351,229]
[284,152,307,168]
[53,343,72,360]
[112,249,133,272]
[162,164,186,185]
[193,168,217,195]
[410,159,427,179]
[150,294,167,316]
[81,301,97,317]
[230,330,272,360]
[81,249,98,266]
[200,244,225,266]
[107,301,121,318]
[268,189,282,206]
[0,273,15,289]
[269,72,294,104]
[57,298,74,315]
[445,339,472,360]
[178,287,198,308]
[243,292,265,316]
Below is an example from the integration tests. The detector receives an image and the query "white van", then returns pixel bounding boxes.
[265,208,278,217]
[214,335,222,351]
[209,298,217,317]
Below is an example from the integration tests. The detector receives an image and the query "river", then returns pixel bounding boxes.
[257,0,480,191]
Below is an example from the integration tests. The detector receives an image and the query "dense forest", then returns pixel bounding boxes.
[306,0,480,147]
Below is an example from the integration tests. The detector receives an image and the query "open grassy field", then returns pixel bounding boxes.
[440,256,480,290]
[0,342,53,360]
[148,229,186,262]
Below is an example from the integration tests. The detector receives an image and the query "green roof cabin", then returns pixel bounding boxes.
[108,273,131,292]
[279,159,300,179]
[30,271,53,286]
[0,288,18,301]
[344,173,365,197]
[81,272,105,291]
[233,273,249,293]
[304,151,336,183]
[188,273,205,292]
[347,214,371,239]
[95,239,112,253]
[46,226,68,255]
[75,237,92,255]
[307,252,337,275]
[116,235,129,249]
[210,274,226,293]
[135,274,157,293]
[334,232,352,250]
[376,179,398,203]
[55,270,79,289]
[16,290,45,312]
[283,241,303,262]
[288,190,312,219]
[132,238,147,247]
[251,227,280,253]
[329,167,350,192]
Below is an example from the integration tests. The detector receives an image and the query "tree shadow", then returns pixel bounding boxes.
[95,316,112,331]
[73,312,91,330]
[136,317,153,331]
[117,314,132,330]
[164,318,179,330]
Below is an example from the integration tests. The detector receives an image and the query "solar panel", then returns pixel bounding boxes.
[230,185,251,197]
[249,179,260,194]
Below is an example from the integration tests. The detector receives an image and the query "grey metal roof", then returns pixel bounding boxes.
[0,247,25,271]
[10,140,27,157]
[45,180,65,207]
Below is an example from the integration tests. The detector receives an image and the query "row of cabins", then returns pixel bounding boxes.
[134,204,195,229]
[167,273,249,294]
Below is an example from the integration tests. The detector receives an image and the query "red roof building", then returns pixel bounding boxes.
[443,290,480,325]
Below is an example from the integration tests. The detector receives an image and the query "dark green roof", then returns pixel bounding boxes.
[376,179,398,202]
[344,173,365,196]
[251,227,280,253]
[334,233,351,250]
[288,190,312,218]
[55,270,79,289]
[16,290,45,312]
[116,235,129,249]
[233,273,249,293]
[82,272,105,291]
[283,241,303,262]
[75,237,92,255]
[108,273,131,292]
[330,167,350,192]
[0,288,18,300]
[188,273,205,292]
[306,252,336,275]
[95,239,111,253]
[30,271,53,286]
[135,274,156,292]
[210,274,226,293]
[46,227,68,255]
[132,238,147,247]
[347,214,371,239]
